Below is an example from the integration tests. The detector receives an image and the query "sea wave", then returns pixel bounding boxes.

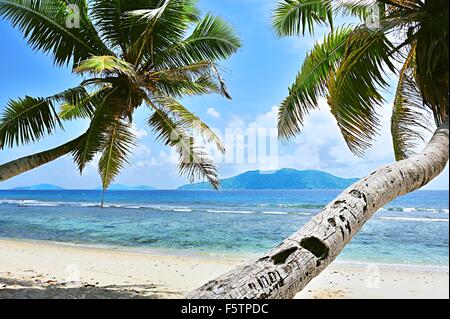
[0,199,61,207]
[379,217,449,223]
[276,204,324,209]
[0,199,193,213]
[1,198,448,215]
[261,211,288,215]
[172,208,193,212]
[206,209,254,214]
[383,207,449,213]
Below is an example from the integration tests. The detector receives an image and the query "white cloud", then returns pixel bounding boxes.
[133,143,152,158]
[130,124,148,139]
[207,107,221,119]
[228,115,246,129]
[217,98,410,180]
[248,106,278,130]
[131,147,177,169]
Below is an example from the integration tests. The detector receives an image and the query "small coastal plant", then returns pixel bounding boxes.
[0,0,241,193]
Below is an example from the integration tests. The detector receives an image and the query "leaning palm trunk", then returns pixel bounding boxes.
[187,119,449,299]
[0,136,83,182]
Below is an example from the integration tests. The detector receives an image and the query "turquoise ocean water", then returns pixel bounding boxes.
[0,190,448,266]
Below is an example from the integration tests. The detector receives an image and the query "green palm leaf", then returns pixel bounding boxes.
[183,13,241,62]
[278,27,353,140]
[99,120,136,190]
[152,61,218,81]
[146,97,220,189]
[153,94,225,153]
[272,0,334,36]
[154,74,222,98]
[1,0,240,193]
[71,88,119,172]
[392,44,432,160]
[74,56,138,81]
[59,87,112,121]
[126,0,199,66]
[414,0,449,125]
[0,96,62,149]
[149,61,229,98]
[90,0,127,53]
[0,0,111,66]
[338,0,374,21]
[327,27,396,156]
[152,13,241,70]
[0,85,106,149]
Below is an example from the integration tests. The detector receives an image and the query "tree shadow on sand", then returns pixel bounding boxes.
[0,276,183,299]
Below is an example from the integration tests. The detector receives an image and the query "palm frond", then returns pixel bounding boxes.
[0,87,97,145]
[0,0,111,66]
[153,74,222,98]
[126,0,199,66]
[182,13,241,62]
[392,44,432,160]
[71,88,119,172]
[272,0,334,37]
[98,120,136,190]
[0,95,63,149]
[152,61,217,80]
[327,27,396,156]
[59,87,111,121]
[90,0,127,54]
[92,0,199,58]
[414,0,449,126]
[278,26,353,140]
[337,0,374,21]
[145,97,219,189]
[153,94,225,153]
[149,61,230,98]
[151,13,241,70]
[74,56,138,80]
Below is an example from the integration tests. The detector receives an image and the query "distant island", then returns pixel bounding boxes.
[12,184,65,190]
[179,169,359,190]
[95,184,156,191]
[9,170,358,191]
[10,184,155,191]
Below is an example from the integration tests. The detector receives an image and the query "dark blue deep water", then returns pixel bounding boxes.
[0,190,448,266]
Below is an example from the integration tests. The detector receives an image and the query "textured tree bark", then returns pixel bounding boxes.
[0,135,83,182]
[187,119,449,299]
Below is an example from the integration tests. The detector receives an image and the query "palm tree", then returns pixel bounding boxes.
[0,0,241,193]
[188,0,448,299]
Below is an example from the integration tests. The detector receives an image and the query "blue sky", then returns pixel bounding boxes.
[0,0,448,190]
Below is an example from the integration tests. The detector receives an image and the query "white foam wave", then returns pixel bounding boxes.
[20,203,59,207]
[379,217,449,223]
[207,209,254,214]
[80,203,99,207]
[261,211,288,215]
[124,205,142,209]
[1,198,447,216]
[173,208,193,212]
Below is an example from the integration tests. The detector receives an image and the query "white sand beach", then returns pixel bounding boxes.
[0,239,448,299]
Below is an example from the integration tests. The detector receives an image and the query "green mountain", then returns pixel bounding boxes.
[13,184,65,190]
[179,169,358,190]
[95,184,156,191]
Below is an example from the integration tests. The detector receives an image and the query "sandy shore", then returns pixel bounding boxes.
[0,239,448,299]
